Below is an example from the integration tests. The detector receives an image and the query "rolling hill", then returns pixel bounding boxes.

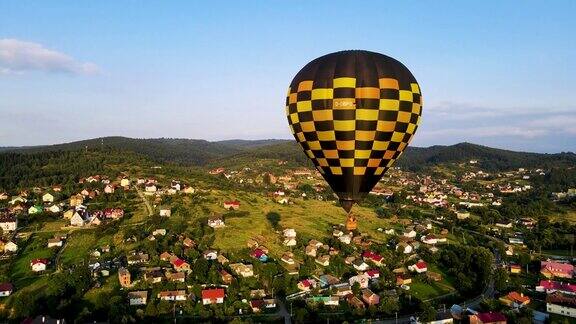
[1,137,575,171]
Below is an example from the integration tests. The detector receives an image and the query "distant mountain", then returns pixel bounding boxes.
[397,142,576,171]
[1,137,241,165]
[215,139,291,148]
[2,137,575,171]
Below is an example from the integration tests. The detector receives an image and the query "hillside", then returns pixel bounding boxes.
[2,137,575,171]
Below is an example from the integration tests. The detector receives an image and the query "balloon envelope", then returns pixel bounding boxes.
[285,50,422,212]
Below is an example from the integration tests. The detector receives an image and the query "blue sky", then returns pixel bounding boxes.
[0,1,575,152]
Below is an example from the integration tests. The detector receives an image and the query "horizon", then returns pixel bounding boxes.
[1,1,575,153]
[1,135,574,155]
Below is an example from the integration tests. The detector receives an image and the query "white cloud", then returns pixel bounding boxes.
[0,38,99,75]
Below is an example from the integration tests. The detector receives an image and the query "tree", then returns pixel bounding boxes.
[145,301,158,317]
[493,267,510,292]
[266,212,281,230]
[419,303,437,322]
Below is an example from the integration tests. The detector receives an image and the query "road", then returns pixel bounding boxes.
[135,186,154,216]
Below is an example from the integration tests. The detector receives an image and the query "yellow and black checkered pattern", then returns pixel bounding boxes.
[286,50,422,203]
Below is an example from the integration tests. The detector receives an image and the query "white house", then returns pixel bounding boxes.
[128,291,148,306]
[0,215,17,232]
[120,178,131,187]
[42,193,54,203]
[396,242,413,254]
[70,212,85,227]
[0,283,13,297]
[208,216,225,228]
[158,290,186,301]
[159,207,171,217]
[349,274,370,289]
[31,259,48,272]
[46,205,61,213]
[3,241,18,253]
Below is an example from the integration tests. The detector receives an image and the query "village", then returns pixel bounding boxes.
[0,158,575,323]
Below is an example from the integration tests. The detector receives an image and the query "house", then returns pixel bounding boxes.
[366,269,380,279]
[403,228,416,238]
[335,284,353,296]
[159,206,171,217]
[283,228,296,238]
[251,248,268,262]
[47,237,63,248]
[349,274,370,289]
[397,242,413,254]
[362,288,380,306]
[0,283,13,297]
[362,251,384,266]
[541,261,574,279]
[2,240,18,253]
[69,194,84,207]
[203,250,218,260]
[208,215,225,228]
[230,263,254,277]
[308,296,340,306]
[42,193,54,203]
[281,252,295,265]
[495,222,513,229]
[346,295,365,309]
[500,291,530,308]
[353,259,369,271]
[536,280,576,295]
[283,237,297,246]
[509,237,524,245]
[0,192,8,200]
[469,312,507,324]
[28,205,43,215]
[158,290,187,301]
[217,254,229,264]
[396,274,412,286]
[166,272,186,283]
[183,237,195,248]
[510,264,521,274]
[70,212,85,227]
[319,274,340,288]
[171,258,191,272]
[223,200,240,210]
[104,208,124,219]
[104,184,115,194]
[120,178,131,187]
[0,215,17,232]
[31,259,48,272]
[409,260,428,273]
[145,184,157,193]
[152,228,166,236]
[220,270,233,284]
[305,245,317,257]
[118,267,131,287]
[183,186,195,194]
[546,292,576,319]
[333,229,344,237]
[128,291,148,306]
[46,204,61,213]
[144,269,164,283]
[202,288,225,305]
[421,234,438,245]
[9,196,26,205]
[297,279,317,291]
[127,253,149,265]
[427,271,443,282]
[315,255,330,266]
[338,233,352,244]
[250,299,265,312]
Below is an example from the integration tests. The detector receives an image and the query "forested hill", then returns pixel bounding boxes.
[2,137,575,171]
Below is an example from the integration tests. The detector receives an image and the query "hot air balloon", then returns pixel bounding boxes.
[285,50,422,228]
